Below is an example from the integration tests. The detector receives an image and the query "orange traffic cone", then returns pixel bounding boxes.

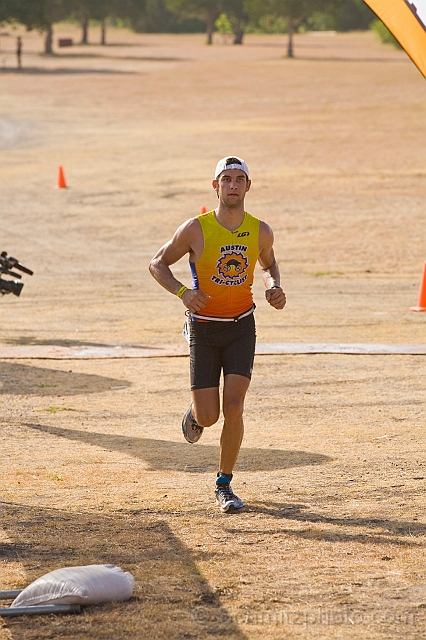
[200,206,207,214]
[56,165,67,189]
[410,261,426,311]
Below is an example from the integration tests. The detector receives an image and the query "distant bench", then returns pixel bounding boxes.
[58,38,73,47]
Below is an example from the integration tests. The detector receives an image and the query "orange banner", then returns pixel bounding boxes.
[364,0,426,77]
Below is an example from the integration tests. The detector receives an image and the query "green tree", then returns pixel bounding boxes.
[370,18,402,48]
[248,0,342,57]
[335,0,374,31]
[40,0,76,53]
[90,0,128,45]
[166,0,221,43]
[226,0,248,44]
[94,0,118,44]
[1,1,76,54]
[146,0,177,32]
[215,12,232,39]
[0,0,46,30]
[74,0,94,44]
[72,0,146,45]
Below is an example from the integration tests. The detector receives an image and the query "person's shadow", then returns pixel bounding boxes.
[1,501,248,639]
[25,423,331,474]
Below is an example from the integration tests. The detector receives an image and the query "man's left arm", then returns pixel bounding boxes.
[258,221,286,310]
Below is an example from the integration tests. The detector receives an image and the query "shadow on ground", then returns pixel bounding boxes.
[224,502,426,546]
[0,67,138,74]
[2,336,149,348]
[296,56,410,63]
[1,501,247,640]
[25,423,332,473]
[0,363,130,396]
[54,53,185,61]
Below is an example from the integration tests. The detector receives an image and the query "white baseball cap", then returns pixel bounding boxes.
[214,156,249,180]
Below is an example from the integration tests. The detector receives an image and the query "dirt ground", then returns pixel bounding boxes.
[0,24,425,639]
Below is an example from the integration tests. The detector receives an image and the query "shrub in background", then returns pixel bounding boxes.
[370,18,402,48]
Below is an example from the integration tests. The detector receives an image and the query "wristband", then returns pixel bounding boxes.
[271,285,281,289]
[176,285,188,299]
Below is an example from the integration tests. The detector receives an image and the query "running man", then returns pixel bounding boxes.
[149,156,286,512]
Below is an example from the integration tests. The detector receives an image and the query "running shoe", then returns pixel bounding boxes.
[215,478,244,513]
[181,403,204,444]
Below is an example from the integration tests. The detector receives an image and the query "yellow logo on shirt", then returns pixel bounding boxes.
[213,248,249,286]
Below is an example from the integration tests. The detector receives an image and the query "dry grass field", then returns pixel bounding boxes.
[1,24,425,639]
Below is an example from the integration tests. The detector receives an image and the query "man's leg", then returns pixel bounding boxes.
[182,386,221,444]
[213,373,250,513]
[182,319,222,443]
[219,374,250,475]
[192,386,220,426]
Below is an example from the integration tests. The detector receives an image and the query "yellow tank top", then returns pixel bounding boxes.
[190,211,260,318]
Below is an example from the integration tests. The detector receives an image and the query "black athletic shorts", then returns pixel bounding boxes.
[189,312,256,390]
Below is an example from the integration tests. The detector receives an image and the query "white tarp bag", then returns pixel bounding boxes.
[11,564,135,607]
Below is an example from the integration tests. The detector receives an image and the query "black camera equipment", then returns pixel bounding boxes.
[0,252,34,297]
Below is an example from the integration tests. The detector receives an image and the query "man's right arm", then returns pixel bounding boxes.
[148,219,210,314]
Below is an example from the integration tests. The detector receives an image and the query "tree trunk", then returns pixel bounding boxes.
[81,17,89,44]
[206,10,215,45]
[44,24,53,54]
[233,27,244,45]
[287,22,294,58]
[100,18,106,45]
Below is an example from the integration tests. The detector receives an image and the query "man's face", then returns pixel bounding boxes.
[212,169,251,207]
